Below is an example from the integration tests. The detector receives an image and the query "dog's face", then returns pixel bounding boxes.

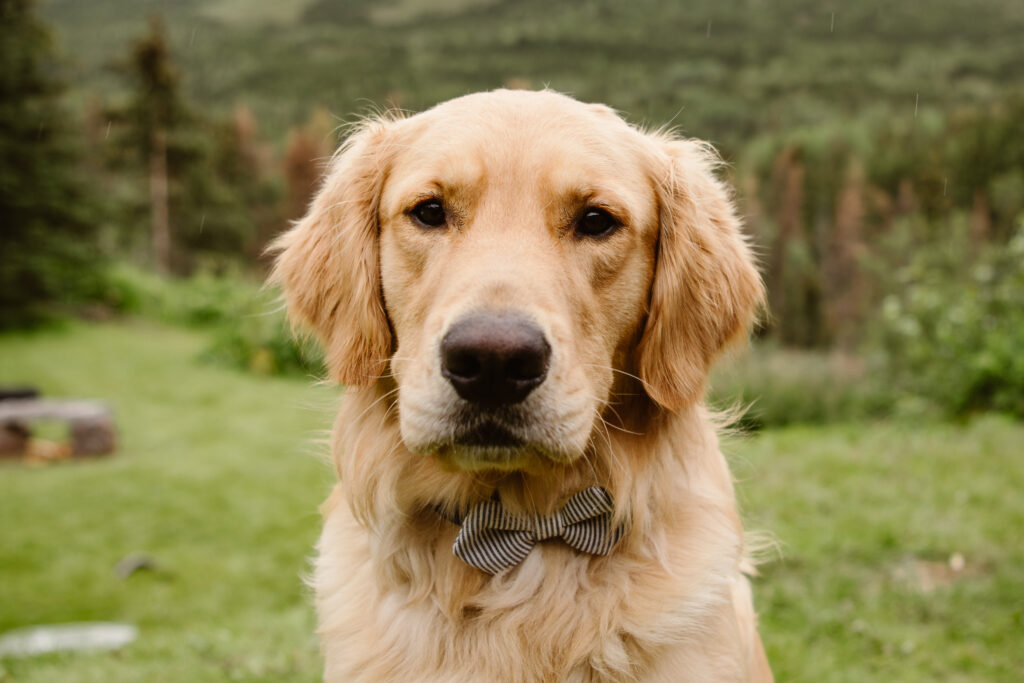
[377,95,661,471]
[274,90,762,473]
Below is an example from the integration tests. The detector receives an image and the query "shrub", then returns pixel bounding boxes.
[204,303,323,378]
[102,263,259,326]
[100,263,323,377]
[876,220,1024,418]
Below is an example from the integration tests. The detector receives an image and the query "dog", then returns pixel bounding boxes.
[272,89,772,682]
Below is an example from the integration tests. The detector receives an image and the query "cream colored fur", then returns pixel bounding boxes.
[273,90,772,682]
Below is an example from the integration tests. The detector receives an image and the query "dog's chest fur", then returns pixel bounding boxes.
[312,415,756,682]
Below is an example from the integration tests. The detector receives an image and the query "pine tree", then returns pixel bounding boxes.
[106,17,270,274]
[0,0,103,328]
[107,15,189,273]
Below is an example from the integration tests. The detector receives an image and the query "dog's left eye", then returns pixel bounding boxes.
[575,207,619,238]
[410,199,447,228]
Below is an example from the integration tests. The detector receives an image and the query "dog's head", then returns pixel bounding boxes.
[273,90,762,473]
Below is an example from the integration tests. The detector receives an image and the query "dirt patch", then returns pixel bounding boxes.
[892,553,990,593]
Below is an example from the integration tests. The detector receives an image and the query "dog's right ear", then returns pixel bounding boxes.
[637,138,764,411]
[269,120,396,386]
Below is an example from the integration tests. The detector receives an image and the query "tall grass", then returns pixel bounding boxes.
[709,344,895,429]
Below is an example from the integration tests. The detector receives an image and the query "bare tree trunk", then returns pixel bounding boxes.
[825,160,867,349]
[970,189,991,244]
[767,146,806,344]
[150,127,170,273]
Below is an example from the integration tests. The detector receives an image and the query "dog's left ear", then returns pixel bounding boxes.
[269,120,396,386]
[637,139,765,412]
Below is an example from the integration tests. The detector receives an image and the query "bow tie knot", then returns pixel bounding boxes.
[443,486,625,575]
[532,511,566,541]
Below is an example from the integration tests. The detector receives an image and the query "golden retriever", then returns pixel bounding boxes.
[272,89,771,682]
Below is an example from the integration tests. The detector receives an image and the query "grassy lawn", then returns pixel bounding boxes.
[2,322,1022,681]
[736,421,1024,682]
[0,322,335,682]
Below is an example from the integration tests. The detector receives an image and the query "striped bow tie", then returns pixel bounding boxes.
[441,486,625,575]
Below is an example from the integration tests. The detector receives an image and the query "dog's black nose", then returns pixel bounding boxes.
[441,313,550,407]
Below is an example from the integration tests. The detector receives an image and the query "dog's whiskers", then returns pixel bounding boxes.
[578,439,603,489]
[350,385,402,425]
[591,408,626,480]
[581,363,652,390]
[576,391,645,437]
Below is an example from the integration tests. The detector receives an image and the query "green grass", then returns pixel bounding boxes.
[0,322,335,682]
[2,323,1023,681]
[734,419,1024,681]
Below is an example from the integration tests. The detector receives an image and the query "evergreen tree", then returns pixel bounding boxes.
[106,15,189,273]
[106,17,269,274]
[0,0,103,328]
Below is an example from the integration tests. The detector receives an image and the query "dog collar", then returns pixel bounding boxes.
[435,486,626,575]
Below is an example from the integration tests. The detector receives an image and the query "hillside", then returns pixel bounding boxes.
[41,0,1024,150]
[27,0,1024,356]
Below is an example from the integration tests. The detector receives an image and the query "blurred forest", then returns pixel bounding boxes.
[3,0,1023,418]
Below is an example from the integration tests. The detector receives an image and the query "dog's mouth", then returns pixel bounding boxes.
[430,409,555,471]
[401,390,591,472]
[455,420,525,449]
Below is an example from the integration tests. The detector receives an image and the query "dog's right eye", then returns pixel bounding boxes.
[575,207,619,239]
[410,199,447,229]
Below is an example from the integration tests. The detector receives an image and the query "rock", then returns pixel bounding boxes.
[114,552,161,579]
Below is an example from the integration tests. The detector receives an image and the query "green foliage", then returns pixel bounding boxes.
[40,0,1024,148]
[102,18,279,274]
[876,221,1024,418]
[118,15,186,147]
[0,0,106,328]
[100,263,254,326]
[204,308,323,378]
[101,264,322,377]
[14,0,1024,423]
[744,96,1024,347]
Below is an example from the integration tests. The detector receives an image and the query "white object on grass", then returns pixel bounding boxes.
[0,622,137,657]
